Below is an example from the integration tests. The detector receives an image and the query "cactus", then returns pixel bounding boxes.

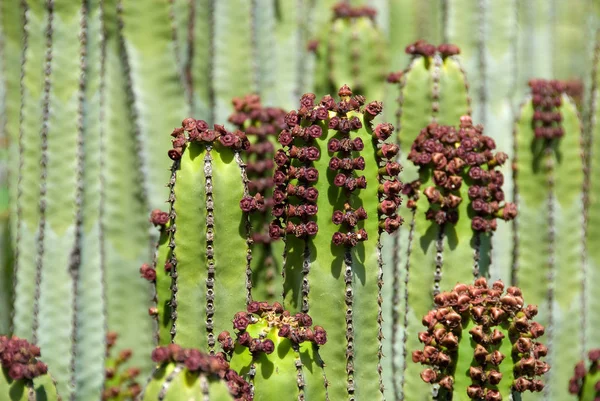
[313,3,388,104]
[150,119,252,349]
[413,278,549,401]
[513,79,585,401]
[268,85,402,400]
[228,96,287,302]
[568,350,600,401]
[0,335,61,400]
[217,301,327,400]
[102,332,141,400]
[141,344,251,400]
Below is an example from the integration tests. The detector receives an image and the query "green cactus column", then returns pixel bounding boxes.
[413,278,549,401]
[269,86,402,401]
[151,121,252,351]
[513,80,585,401]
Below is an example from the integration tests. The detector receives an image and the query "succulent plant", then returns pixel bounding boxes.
[413,278,549,401]
[102,332,141,401]
[0,335,60,400]
[218,301,327,400]
[141,344,251,400]
[568,349,600,401]
[513,79,585,401]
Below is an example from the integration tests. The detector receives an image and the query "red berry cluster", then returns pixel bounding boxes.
[405,40,461,58]
[332,2,377,20]
[0,335,47,381]
[568,349,600,397]
[168,118,251,161]
[529,79,567,139]
[230,95,287,244]
[102,332,141,400]
[218,302,327,358]
[151,344,251,401]
[413,278,549,400]
[405,115,517,232]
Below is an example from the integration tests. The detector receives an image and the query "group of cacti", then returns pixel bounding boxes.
[1,0,599,400]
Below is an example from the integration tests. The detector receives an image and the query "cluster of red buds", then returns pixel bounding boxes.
[0,335,47,380]
[230,95,287,244]
[218,301,327,358]
[405,115,517,232]
[332,2,377,20]
[102,332,141,400]
[404,40,461,58]
[529,79,567,140]
[413,278,549,400]
[150,344,251,400]
[149,209,169,226]
[568,349,600,397]
[168,118,251,161]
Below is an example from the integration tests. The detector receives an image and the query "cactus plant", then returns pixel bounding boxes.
[513,79,585,401]
[268,85,402,400]
[102,332,141,400]
[568,349,600,401]
[141,344,251,400]
[218,301,327,400]
[413,277,549,401]
[0,335,61,400]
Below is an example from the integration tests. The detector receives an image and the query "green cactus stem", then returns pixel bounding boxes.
[141,344,251,400]
[568,350,600,401]
[313,3,388,104]
[413,278,549,401]
[269,85,402,400]
[218,301,328,400]
[0,336,61,400]
[151,119,253,350]
[513,79,585,401]
[228,95,287,302]
[102,332,141,401]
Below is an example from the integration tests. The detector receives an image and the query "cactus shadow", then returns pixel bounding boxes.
[419,222,438,253]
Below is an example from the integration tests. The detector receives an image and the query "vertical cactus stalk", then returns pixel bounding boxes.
[313,3,388,104]
[0,336,61,400]
[229,96,286,302]
[142,345,251,400]
[444,0,518,284]
[218,302,328,400]
[413,278,549,401]
[513,80,585,401]
[151,120,252,351]
[568,350,600,401]
[269,86,402,400]
[584,29,600,354]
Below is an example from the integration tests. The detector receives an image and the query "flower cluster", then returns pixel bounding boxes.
[102,332,141,400]
[0,335,47,380]
[529,79,567,140]
[332,2,377,20]
[218,301,327,357]
[568,349,600,397]
[413,278,549,400]
[168,118,251,161]
[405,115,517,232]
[231,95,287,244]
[150,344,251,401]
[404,40,460,58]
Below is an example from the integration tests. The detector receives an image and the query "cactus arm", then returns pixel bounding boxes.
[75,0,106,399]
[119,0,188,210]
[12,0,46,341]
[586,32,600,351]
[550,97,585,401]
[103,0,154,375]
[212,0,255,124]
[32,374,60,401]
[155,223,173,345]
[249,337,300,401]
[189,0,212,122]
[580,366,600,401]
[298,342,328,400]
[34,2,83,398]
[140,365,175,400]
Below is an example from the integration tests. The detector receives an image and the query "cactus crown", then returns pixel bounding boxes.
[404,116,516,232]
[568,349,600,400]
[0,336,48,381]
[529,79,568,140]
[413,278,549,400]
